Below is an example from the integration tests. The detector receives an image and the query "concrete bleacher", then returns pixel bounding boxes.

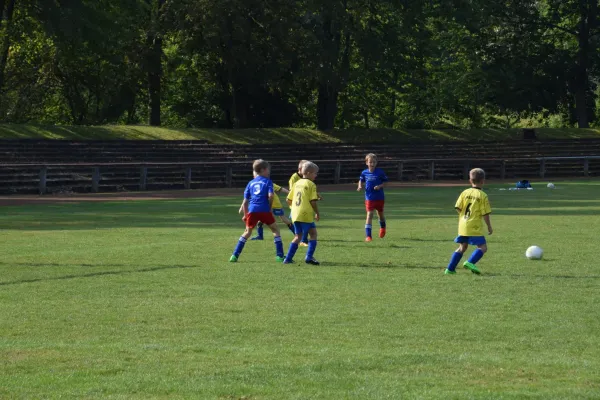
[0,138,599,194]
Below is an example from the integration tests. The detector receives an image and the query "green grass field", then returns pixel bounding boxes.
[1,181,600,399]
[2,123,600,143]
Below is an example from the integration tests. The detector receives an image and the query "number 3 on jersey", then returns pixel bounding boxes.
[295,192,302,206]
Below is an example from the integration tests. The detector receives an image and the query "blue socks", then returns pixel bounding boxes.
[306,240,317,260]
[447,251,463,271]
[380,220,386,229]
[233,236,247,257]
[256,224,264,239]
[365,224,372,238]
[274,236,284,258]
[284,242,299,263]
[468,249,485,264]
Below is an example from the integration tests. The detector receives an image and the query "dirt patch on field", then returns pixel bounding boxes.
[0,181,470,206]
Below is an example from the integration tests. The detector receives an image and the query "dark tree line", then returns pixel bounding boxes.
[0,0,599,129]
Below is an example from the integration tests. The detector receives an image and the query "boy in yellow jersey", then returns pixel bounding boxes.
[445,168,493,275]
[249,182,296,240]
[288,160,310,246]
[284,161,321,265]
[288,160,307,192]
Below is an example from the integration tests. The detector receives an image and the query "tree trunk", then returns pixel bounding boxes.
[575,0,591,128]
[147,0,164,126]
[0,0,16,111]
[317,83,337,130]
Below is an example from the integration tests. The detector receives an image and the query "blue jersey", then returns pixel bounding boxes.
[244,176,274,213]
[360,168,388,201]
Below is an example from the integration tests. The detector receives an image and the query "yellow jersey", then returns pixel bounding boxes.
[287,179,318,223]
[271,183,283,209]
[455,187,492,236]
[289,172,302,191]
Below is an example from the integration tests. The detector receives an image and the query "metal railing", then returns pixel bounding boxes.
[1,155,599,195]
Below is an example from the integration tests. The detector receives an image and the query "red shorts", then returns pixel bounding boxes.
[246,212,276,228]
[365,200,385,212]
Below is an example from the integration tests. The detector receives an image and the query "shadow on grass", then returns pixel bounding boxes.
[0,264,200,286]
[320,261,440,270]
[482,272,600,280]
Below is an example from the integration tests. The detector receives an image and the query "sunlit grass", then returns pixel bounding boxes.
[1,181,599,398]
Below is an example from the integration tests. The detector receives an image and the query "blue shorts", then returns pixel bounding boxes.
[293,221,316,235]
[272,208,284,216]
[454,236,486,246]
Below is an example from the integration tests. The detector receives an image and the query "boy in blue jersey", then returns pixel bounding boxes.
[229,159,285,263]
[357,153,388,242]
[444,168,493,275]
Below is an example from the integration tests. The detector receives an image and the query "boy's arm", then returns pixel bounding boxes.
[241,199,249,220]
[483,214,493,234]
[310,200,320,221]
[279,187,290,194]
[268,193,274,208]
[357,180,362,191]
[374,182,386,190]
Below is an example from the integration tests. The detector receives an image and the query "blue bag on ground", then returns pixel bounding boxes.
[515,180,532,189]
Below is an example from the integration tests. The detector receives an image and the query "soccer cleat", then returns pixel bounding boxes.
[463,261,481,275]
[305,258,320,266]
[229,255,238,262]
[444,269,456,275]
[299,242,309,247]
[276,256,285,263]
[379,228,386,238]
[365,237,372,242]
[283,259,295,264]
[251,236,264,241]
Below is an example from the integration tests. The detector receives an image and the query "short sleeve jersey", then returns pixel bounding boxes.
[455,187,492,236]
[289,172,302,191]
[244,176,274,213]
[360,168,388,201]
[271,183,283,209]
[287,179,319,223]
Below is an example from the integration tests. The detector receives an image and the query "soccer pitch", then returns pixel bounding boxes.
[1,181,599,399]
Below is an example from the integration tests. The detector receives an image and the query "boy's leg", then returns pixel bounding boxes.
[280,215,295,234]
[267,222,285,261]
[284,223,302,263]
[365,210,374,241]
[445,243,468,274]
[230,227,253,262]
[300,224,309,246]
[251,222,264,240]
[376,209,386,238]
[464,244,487,274]
[305,226,319,265]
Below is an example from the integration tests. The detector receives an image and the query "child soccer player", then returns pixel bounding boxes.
[444,168,493,275]
[289,160,310,246]
[357,153,388,242]
[283,161,320,265]
[229,159,285,263]
[250,182,295,240]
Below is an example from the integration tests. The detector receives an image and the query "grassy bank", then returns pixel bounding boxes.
[1,123,600,143]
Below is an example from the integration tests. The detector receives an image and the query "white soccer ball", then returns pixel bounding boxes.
[525,246,543,260]
[547,183,555,189]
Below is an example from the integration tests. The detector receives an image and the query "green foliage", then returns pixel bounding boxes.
[0,0,599,129]
[1,182,600,398]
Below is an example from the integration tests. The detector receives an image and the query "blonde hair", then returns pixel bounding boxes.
[253,159,270,174]
[298,160,308,170]
[365,153,378,162]
[470,168,485,183]
[301,161,319,175]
